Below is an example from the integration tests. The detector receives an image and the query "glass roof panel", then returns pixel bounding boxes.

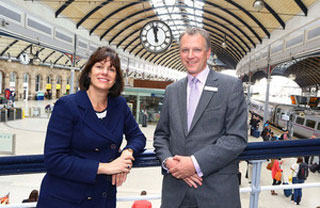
[151,0,204,41]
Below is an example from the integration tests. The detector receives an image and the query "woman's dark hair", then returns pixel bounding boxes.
[79,46,124,97]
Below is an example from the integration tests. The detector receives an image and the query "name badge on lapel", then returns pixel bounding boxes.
[204,86,218,92]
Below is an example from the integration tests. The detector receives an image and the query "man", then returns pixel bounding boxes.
[153,28,247,208]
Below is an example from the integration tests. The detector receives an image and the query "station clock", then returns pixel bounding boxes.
[140,20,173,54]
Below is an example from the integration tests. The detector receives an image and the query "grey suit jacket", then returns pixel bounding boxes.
[154,69,248,208]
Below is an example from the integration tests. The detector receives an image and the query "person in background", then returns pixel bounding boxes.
[0,193,9,204]
[271,159,283,195]
[22,190,38,203]
[261,125,271,142]
[44,104,52,118]
[305,135,317,164]
[270,132,278,141]
[250,115,259,136]
[291,157,306,205]
[10,91,16,102]
[131,190,152,208]
[280,130,289,140]
[154,27,247,208]
[263,131,271,142]
[37,46,146,208]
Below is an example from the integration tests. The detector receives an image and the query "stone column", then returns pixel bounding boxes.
[16,75,23,101]
[51,78,57,99]
[4,72,10,89]
[29,77,36,100]
[42,75,47,93]
[62,78,67,96]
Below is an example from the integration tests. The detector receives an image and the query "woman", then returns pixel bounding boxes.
[271,159,283,195]
[290,157,304,205]
[37,47,146,208]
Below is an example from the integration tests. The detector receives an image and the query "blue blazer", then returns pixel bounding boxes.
[37,90,146,208]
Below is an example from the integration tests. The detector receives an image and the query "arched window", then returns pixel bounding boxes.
[23,73,30,100]
[23,73,29,83]
[47,75,53,84]
[57,76,62,84]
[9,72,17,90]
[35,74,41,91]
[10,72,16,82]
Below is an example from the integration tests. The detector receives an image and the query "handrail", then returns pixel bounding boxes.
[1,139,320,176]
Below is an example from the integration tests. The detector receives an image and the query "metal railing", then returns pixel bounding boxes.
[1,139,320,208]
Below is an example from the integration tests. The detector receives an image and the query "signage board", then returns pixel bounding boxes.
[0,133,16,155]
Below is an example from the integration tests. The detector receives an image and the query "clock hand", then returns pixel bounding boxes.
[152,23,159,43]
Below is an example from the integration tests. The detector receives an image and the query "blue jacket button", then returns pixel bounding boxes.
[102,192,108,198]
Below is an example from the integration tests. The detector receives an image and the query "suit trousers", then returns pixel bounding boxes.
[179,188,198,208]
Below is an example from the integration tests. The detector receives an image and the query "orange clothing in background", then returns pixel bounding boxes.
[132,200,152,208]
[271,159,283,179]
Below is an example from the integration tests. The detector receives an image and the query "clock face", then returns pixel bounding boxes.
[140,20,173,54]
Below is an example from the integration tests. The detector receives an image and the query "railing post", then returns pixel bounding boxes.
[249,160,266,208]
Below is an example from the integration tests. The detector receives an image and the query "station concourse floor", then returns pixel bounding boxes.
[0,100,320,208]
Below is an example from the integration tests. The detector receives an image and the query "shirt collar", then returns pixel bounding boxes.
[187,66,210,85]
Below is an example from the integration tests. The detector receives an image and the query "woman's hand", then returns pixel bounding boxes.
[120,148,135,161]
[98,154,134,175]
[112,172,128,187]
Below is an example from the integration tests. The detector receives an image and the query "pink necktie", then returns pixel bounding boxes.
[188,77,200,130]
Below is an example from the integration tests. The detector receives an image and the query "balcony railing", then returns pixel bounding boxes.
[1,139,320,208]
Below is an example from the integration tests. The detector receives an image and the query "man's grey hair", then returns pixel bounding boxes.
[179,28,212,51]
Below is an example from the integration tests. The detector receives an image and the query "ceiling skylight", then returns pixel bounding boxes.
[151,0,204,41]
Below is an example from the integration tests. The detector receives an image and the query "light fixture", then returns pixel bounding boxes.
[213,54,218,59]
[30,45,41,65]
[222,42,227,48]
[288,73,296,80]
[222,33,227,49]
[253,0,265,11]
[32,57,41,65]
[1,19,9,27]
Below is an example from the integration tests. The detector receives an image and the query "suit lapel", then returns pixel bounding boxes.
[178,78,188,136]
[188,70,219,133]
[76,91,118,143]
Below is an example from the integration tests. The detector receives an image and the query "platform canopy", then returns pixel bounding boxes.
[0,0,318,76]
